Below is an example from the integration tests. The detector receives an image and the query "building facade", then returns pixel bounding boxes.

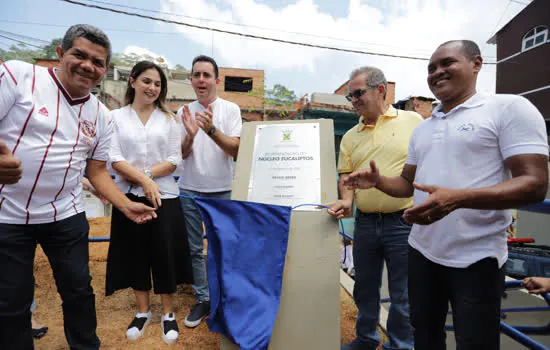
[487,0,549,124]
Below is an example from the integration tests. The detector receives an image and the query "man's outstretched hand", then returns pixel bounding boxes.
[342,160,380,190]
[120,201,157,224]
[403,183,460,225]
[522,277,550,295]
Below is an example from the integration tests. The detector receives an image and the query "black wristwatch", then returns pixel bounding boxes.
[207,125,217,136]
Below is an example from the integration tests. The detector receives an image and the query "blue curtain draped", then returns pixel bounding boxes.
[194,197,292,350]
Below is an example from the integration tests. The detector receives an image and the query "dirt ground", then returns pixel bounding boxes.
[32,217,380,349]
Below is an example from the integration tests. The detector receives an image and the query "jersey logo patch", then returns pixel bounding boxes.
[38,106,49,117]
[80,120,97,138]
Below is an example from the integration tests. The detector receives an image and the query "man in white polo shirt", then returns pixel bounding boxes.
[344,40,548,349]
[0,24,156,349]
[177,55,242,328]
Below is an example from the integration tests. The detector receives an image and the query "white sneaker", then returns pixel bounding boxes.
[161,313,179,344]
[126,311,152,341]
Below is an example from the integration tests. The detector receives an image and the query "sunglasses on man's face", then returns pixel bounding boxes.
[345,88,369,102]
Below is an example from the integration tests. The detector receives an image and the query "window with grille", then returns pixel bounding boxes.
[522,25,548,51]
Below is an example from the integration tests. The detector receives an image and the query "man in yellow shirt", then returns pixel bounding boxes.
[327,66,422,350]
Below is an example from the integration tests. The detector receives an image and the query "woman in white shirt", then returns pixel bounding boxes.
[105,61,193,344]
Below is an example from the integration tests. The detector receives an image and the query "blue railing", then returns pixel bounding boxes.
[339,199,550,349]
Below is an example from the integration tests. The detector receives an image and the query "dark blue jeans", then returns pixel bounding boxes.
[408,247,504,350]
[0,213,99,350]
[353,210,414,350]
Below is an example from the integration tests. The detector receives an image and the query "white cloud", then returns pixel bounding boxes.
[123,45,174,68]
[158,0,527,99]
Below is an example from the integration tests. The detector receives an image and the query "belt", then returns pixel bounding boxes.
[356,209,407,218]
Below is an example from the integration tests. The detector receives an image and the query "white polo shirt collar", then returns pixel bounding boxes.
[431,93,486,119]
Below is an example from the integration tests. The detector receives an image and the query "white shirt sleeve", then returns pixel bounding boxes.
[498,96,549,160]
[226,103,242,138]
[0,61,21,121]
[89,103,114,162]
[108,111,126,164]
[166,118,183,167]
[405,127,419,166]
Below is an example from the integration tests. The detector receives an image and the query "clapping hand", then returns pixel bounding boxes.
[196,105,214,133]
[181,105,200,138]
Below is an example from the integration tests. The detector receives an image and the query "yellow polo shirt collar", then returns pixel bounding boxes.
[357,106,399,132]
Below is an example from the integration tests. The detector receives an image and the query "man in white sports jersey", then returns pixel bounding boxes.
[0,24,156,349]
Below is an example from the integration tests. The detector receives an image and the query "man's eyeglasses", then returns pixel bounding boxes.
[345,88,369,102]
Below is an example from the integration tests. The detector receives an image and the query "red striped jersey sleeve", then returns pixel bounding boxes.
[0,61,23,121]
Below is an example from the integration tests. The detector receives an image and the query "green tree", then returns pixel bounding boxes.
[0,38,62,63]
[264,84,298,107]
[245,81,298,107]
[42,38,62,59]
[0,43,41,63]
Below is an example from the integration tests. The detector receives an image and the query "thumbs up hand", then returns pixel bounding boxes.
[0,141,22,184]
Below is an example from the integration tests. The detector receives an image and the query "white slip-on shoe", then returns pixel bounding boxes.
[126,311,152,341]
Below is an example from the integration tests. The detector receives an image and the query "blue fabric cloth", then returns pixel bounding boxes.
[194,197,291,350]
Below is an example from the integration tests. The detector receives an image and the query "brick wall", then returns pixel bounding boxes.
[334,82,348,95]
[242,111,263,122]
[218,67,264,109]
[35,59,60,68]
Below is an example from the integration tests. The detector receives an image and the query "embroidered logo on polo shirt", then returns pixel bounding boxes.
[38,106,49,117]
[457,123,475,132]
[80,120,96,138]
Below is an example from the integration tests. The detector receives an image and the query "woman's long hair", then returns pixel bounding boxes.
[124,60,177,121]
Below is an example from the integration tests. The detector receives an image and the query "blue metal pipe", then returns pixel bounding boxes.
[89,237,110,242]
[500,321,549,349]
[448,322,550,348]
[501,306,550,313]
[520,199,550,214]
[512,324,550,335]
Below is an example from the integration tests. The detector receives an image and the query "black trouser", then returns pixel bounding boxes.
[0,213,100,350]
[408,246,504,350]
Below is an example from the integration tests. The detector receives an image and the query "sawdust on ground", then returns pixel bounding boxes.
[31,217,381,349]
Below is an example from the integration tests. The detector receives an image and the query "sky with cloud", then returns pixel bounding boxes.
[2,0,530,101]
